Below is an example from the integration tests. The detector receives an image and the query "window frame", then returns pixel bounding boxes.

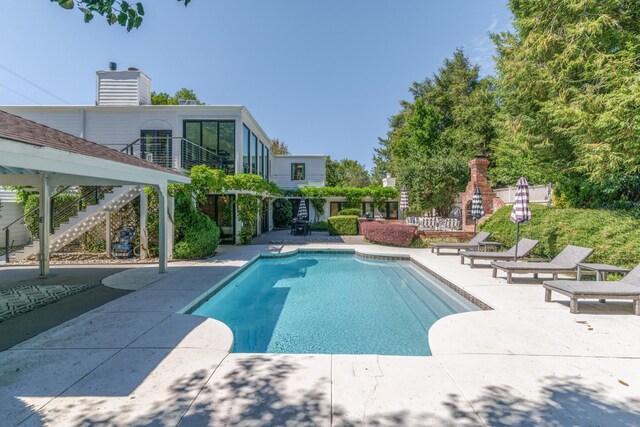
[291,163,306,181]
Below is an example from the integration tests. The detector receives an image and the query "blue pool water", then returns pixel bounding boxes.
[189,252,478,356]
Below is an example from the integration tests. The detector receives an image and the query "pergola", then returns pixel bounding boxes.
[0,110,189,275]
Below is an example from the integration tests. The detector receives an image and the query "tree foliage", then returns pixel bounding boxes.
[151,88,203,105]
[373,49,497,214]
[51,0,191,31]
[490,0,640,207]
[326,157,371,187]
[269,138,290,155]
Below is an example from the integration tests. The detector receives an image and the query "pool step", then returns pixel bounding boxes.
[379,266,443,332]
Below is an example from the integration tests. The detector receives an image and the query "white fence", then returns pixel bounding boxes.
[406,216,461,231]
[493,184,553,205]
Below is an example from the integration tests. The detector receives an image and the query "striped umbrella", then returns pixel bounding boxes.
[510,176,531,260]
[400,185,409,213]
[471,187,485,233]
[296,196,308,220]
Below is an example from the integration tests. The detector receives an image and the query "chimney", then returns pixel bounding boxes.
[382,173,396,188]
[95,64,151,106]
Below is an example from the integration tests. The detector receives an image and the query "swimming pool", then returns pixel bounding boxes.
[187,251,479,356]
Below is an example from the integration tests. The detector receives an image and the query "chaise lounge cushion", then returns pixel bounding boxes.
[432,232,490,249]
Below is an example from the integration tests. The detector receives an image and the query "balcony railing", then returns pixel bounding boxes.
[116,137,227,172]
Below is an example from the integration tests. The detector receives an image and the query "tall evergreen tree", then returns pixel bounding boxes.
[490,0,640,207]
[373,49,497,213]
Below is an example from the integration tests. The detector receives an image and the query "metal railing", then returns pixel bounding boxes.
[116,137,227,172]
[3,186,113,262]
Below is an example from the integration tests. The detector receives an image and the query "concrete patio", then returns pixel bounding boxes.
[1,241,639,426]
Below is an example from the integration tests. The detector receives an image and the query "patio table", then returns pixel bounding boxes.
[576,263,631,303]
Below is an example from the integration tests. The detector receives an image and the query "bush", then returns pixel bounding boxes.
[337,208,361,216]
[360,221,417,247]
[273,198,293,229]
[173,192,220,259]
[480,205,640,267]
[327,215,359,236]
[309,220,328,231]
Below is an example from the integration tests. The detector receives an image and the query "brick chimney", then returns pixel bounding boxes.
[460,155,504,231]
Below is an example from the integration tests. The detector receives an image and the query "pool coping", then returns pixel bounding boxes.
[179,248,492,315]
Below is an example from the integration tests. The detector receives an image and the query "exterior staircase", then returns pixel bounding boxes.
[10,185,141,262]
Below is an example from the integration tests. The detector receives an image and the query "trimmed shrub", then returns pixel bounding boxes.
[173,191,220,259]
[480,205,640,267]
[310,220,328,231]
[337,208,361,216]
[360,221,417,247]
[327,215,359,236]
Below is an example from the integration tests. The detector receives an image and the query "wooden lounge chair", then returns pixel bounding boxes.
[543,264,640,315]
[460,238,539,268]
[431,232,490,255]
[491,245,594,284]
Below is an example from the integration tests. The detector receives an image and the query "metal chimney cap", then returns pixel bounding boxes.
[128,67,139,71]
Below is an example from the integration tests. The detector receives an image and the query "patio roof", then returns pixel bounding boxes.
[0,110,189,274]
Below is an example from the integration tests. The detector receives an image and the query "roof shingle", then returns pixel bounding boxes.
[0,110,184,176]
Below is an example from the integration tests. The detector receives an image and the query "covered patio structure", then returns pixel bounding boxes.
[0,110,189,275]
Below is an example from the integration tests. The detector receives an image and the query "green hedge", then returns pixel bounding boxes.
[337,208,361,216]
[480,205,640,267]
[327,215,359,236]
[310,220,328,231]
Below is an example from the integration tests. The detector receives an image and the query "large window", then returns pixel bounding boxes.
[362,202,374,218]
[243,125,250,173]
[259,141,264,177]
[386,202,399,219]
[291,163,305,181]
[251,133,258,174]
[183,120,235,174]
[330,201,348,217]
[140,130,172,168]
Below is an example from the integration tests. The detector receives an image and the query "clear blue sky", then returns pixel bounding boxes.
[0,0,511,169]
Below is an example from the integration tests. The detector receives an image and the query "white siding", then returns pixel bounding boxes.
[96,70,152,106]
[273,155,326,190]
[4,109,85,137]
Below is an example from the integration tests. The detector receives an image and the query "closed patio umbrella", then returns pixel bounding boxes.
[510,176,531,261]
[471,187,485,233]
[400,185,409,218]
[296,196,308,220]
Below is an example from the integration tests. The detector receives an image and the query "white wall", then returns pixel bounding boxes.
[494,184,553,205]
[0,190,30,248]
[273,155,326,190]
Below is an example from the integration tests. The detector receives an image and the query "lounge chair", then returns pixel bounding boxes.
[491,245,594,284]
[543,264,640,315]
[431,232,490,255]
[460,238,539,268]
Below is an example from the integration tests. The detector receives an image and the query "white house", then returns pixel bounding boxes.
[1,65,331,243]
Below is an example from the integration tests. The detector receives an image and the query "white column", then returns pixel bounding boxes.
[38,173,50,276]
[105,211,111,257]
[157,184,168,273]
[167,193,174,260]
[139,187,148,260]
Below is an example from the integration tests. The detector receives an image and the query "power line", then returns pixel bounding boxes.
[0,83,42,105]
[0,63,70,105]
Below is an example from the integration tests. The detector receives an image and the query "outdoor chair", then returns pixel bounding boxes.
[460,238,539,268]
[543,264,640,315]
[430,231,490,255]
[491,245,594,284]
